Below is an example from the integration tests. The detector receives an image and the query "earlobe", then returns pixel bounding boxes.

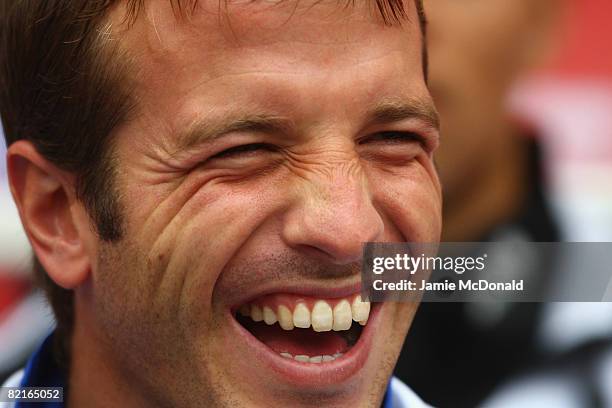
[7,141,93,289]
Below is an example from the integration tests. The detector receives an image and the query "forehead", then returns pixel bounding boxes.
[115,0,420,39]
[113,1,422,69]
[108,0,426,138]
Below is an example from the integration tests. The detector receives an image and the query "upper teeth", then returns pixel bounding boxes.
[277,305,294,330]
[263,306,277,325]
[293,303,311,328]
[239,295,370,332]
[332,300,352,331]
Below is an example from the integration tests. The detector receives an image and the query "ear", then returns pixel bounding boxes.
[7,140,94,289]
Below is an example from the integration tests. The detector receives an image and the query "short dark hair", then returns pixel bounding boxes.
[0,0,426,370]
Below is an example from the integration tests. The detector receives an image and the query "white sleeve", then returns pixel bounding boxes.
[0,369,24,408]
[389,377,434,408]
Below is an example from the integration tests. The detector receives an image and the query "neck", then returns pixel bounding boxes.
[68,302,150,408]
[442,134,529,242]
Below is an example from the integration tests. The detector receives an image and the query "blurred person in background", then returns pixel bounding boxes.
[0,127,54,383]
[394,0,565,406]
[485,0,612,405]
[512,0,612,246]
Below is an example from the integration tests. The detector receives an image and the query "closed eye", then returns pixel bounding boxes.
[210,143,277,159]
[359,131,424,145]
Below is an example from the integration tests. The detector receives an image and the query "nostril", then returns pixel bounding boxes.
[284,215,384,264]
[291,238,365,265]
[292,244,337,263]
[285,231,380,265]
[281,185,384,263]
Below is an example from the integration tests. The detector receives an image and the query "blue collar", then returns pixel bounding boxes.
[21,331,394,407]
[382,384,393,408]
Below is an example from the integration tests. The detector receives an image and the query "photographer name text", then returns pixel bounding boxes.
[372,279,524,292]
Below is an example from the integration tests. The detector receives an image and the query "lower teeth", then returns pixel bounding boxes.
[280,352,344,363]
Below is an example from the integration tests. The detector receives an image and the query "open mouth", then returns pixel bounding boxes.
[234,294,371,364]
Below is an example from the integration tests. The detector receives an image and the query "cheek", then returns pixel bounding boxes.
[130,172,289,316]
[392,302,419,334]
[369,163,442,242]
[87,177,289,385]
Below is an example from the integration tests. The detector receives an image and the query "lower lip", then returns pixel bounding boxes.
[229,302,383,388]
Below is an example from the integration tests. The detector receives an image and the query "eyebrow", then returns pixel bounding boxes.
[175,98,440,152]
[176,113,296,152]
[368,98,440,130]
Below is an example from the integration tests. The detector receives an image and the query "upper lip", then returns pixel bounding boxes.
[230,281,363,310]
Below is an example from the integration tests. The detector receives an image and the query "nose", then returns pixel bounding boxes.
[282,162,385,265]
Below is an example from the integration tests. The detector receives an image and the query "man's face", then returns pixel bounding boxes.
[87,1,441,406]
